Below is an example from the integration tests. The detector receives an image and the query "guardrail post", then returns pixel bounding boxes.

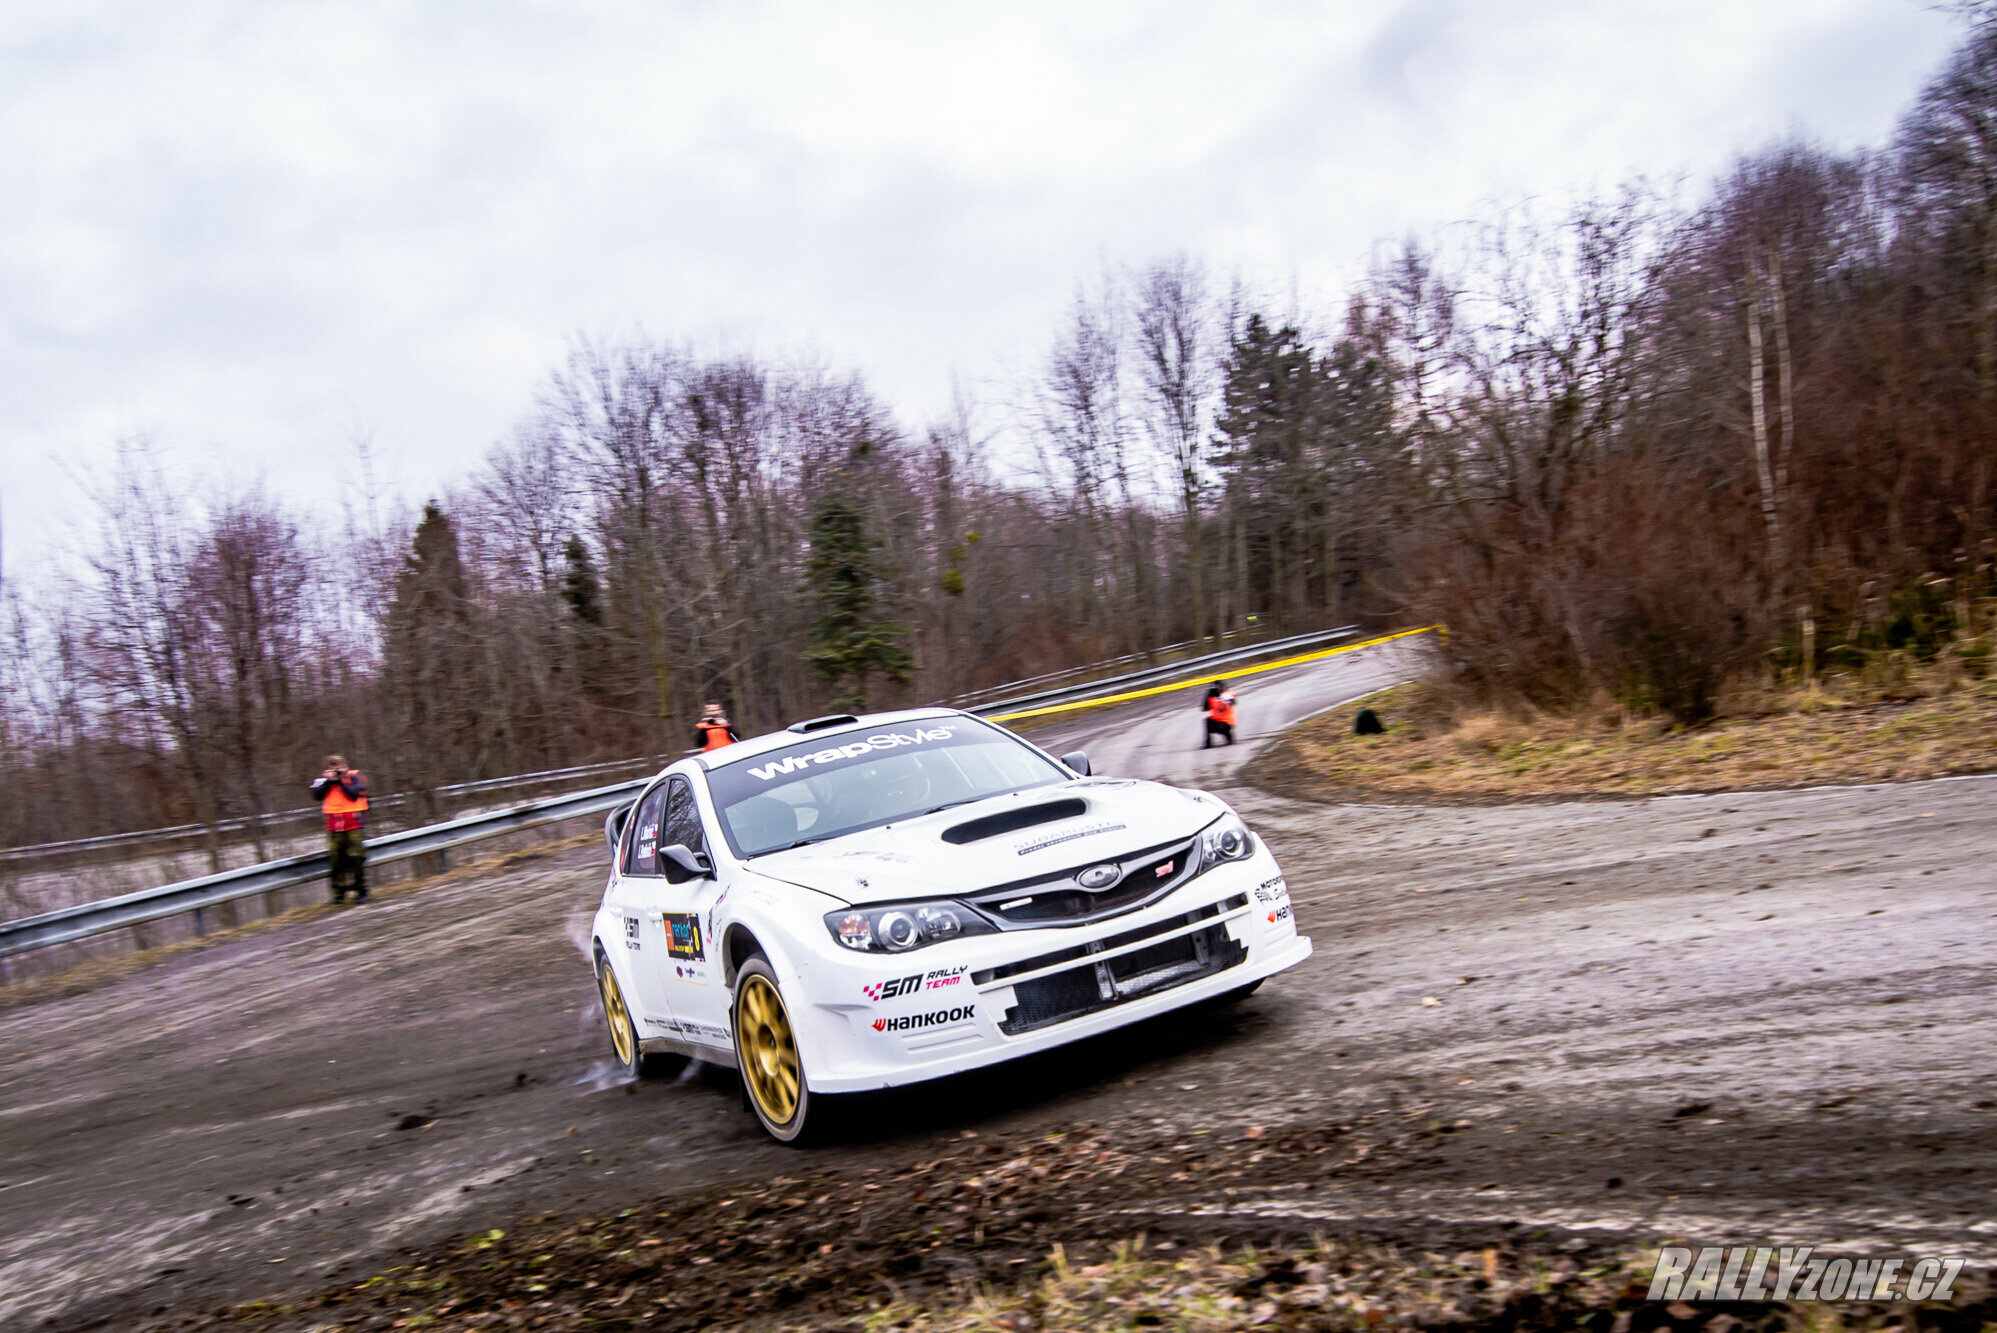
[192,907,207,937]
[262,888,285,919]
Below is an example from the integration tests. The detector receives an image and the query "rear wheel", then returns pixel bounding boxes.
[731,956,816,1143]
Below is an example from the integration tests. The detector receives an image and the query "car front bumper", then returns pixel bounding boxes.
[793,847,1310,1094]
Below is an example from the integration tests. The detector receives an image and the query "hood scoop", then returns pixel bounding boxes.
[941,797,1087,845]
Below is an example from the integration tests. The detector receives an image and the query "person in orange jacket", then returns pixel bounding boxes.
[1202,681,1237,748]
[694,702,740,752]
[310,755,370,904]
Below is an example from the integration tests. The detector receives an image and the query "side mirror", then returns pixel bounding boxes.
[1061,751,1091,777]
[605,803,632,858]
[660,843,712,885]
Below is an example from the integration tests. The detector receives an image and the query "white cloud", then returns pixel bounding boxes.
[0,0,1962,576]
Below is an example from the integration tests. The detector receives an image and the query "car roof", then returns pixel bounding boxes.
[694,706,981,773]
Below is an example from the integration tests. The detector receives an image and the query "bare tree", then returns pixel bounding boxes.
[1133,254,1216,643]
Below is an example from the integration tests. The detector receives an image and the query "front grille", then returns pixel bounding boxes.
[973,894,1246,986]
[968,836,1198,929]
[998,922,1246,1035]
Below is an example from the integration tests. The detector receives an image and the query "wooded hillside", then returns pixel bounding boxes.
[6,20,1997,852]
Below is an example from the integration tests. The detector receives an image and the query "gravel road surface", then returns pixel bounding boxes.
[2,643,1991,1330]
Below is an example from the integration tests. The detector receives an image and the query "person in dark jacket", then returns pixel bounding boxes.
[1202,681,1237,748]
[310,755,370,904]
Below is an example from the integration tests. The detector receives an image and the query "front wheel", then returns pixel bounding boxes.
[731,956,816,1143]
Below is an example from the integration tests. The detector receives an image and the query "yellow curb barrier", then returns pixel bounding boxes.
[990,625,1443,723]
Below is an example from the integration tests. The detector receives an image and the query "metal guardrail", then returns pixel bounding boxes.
[0,777,652,959]
[945,622,1303,708]
[0,756,658,868]
[961,626,1355,716]
[0,627,1373,960]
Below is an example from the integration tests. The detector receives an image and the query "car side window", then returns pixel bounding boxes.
[660,777,708,860]
[623,784,668,877]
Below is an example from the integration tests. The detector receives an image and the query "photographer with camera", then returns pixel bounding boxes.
[309,755,371,904]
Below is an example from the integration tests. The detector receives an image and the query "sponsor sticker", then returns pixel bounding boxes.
[745,726,959,782]
[673,963,709,986]
[1645,1246,1963,1302]
[663,912,706,962]
[1254,876,1288,903]
[872,1005,976,1033]
[863,966,966,1002]
[623,915,641,950]
[1266,904,1291,924]
[1014,821,1127,857]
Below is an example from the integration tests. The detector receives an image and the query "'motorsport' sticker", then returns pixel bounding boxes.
[1014,821,1127,856]
[872,1005,975,1033]
[1254,876,1288,904]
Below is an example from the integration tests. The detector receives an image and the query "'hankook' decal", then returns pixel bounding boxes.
[872,1005,975,1033]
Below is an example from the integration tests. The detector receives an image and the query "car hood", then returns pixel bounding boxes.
[745,778,1226,905]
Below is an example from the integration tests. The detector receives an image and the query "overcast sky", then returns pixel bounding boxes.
[0,0,1964,578]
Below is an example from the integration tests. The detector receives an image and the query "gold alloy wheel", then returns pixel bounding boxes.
[737,973,801,1125]
[600,963,636,1067]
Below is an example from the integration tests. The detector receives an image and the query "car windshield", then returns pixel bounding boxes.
[704,717,1069,857]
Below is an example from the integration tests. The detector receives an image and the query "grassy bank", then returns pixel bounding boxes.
[1248,676,1997,804]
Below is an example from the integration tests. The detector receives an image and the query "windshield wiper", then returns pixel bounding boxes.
[745,836,823,858]
[922,799,978,816]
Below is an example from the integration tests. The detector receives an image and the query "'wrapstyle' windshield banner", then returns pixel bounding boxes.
[706,719,1046,810]
[739,725,960,782]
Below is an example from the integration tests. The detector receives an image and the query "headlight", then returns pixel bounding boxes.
[1195,813,1255,872]
[826,901,997,953]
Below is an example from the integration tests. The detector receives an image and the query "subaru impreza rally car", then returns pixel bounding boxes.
[590,708,1310,1141]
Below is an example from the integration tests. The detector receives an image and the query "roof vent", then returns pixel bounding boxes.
[787,714,860,734]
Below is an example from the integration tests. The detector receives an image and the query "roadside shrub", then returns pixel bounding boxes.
[1961,636,1993,679]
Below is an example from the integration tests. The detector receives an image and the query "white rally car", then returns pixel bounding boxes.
[589,708,1310,1141]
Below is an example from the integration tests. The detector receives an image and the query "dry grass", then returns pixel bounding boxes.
[1259,674,1997,803]
[861,1235,1652,1333]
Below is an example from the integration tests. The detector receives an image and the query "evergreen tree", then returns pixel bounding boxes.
[801,494,911,711]
[383,501,482,816]
[560,533,602,626]
[1213,315,1324,619]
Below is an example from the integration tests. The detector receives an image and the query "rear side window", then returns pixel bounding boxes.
[622,784,668,877]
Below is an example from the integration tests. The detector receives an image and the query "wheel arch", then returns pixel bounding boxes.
[721,922,766,986]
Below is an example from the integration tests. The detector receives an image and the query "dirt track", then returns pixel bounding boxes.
[2,655,1994,1330]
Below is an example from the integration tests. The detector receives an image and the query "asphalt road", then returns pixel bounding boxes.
[3,642,1993,1330]
[1022,635,1423,783]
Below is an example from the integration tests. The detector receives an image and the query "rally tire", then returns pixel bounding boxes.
[594,947,645,1079]
[731,955,817,1144]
